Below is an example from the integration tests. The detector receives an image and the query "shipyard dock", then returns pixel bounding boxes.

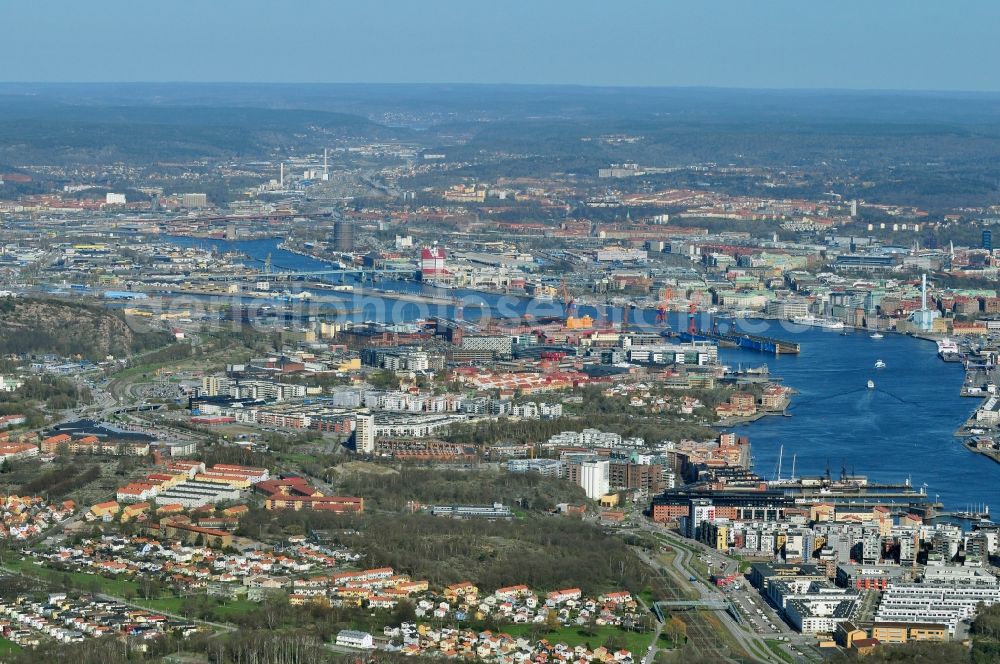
[677,330,801,355]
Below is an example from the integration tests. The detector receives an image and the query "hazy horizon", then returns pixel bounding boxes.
[2,0,998,91]
[5,82,1000,95]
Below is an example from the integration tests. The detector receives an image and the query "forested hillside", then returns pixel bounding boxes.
[0,297,171,360]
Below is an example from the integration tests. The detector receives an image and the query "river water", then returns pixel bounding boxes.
[162,236,997,511]
[718,321,996,512]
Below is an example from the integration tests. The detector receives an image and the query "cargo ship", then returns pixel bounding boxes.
[792,314,845,330]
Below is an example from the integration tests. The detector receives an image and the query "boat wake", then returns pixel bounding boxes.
[789,385,915,408]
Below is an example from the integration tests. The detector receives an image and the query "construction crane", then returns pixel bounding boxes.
[688,302,698,336]
[601,298,614,330]
[561,279,576,319]
[655,287,673,325]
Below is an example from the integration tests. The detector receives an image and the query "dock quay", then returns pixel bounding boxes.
[138,284,485,308]
[961,364,999,397]
[964,438,1000,466]
[714,411,781,427]
[677,330,800,354]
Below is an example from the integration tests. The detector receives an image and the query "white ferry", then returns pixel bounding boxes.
[938,337,962,362]
[937,337,959,355]
[792,314,845,330]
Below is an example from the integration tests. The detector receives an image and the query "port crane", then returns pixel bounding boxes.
[560,279,576,320]
[655,287,673,325]
[601,297,614,330]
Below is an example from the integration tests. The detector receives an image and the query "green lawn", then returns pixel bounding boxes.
[2,555,259,622]
[741,638,772,662]
[2,557,141,597]
[0,637,21,654]
[687,557,711,582]
[210,598,257,618]
[765,639,795,664]
[500,623,655,655]
[656,633,678,650]
[136,596,188,614]
[139,595,257,619]
[275,451,319,465]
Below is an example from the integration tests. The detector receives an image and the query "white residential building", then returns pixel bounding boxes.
[875,566,1000,634]
[0,376,23,393]
[355,413,375,454]
[336,630,374,649]
[579,460,609,500]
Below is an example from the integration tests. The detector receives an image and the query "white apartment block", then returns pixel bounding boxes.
[876,583,1000,634]
[545,429,641,449]
[579,459,610,500]
[355,413,375,454]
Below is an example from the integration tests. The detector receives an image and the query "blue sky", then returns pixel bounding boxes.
[2,0,997,90]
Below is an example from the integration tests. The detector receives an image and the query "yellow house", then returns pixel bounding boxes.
[713,524,729,551]
[810,503,835,522]
[599,493,620,508]
[872,507,893,536]
[444,582,479,601]
[853,638,880,656]
[289,594,330,607]
[835,621,867,648]
[909,624,948,642]
[194,474,252,490]
[398,580,429,594]
[873,622,947,643]
[336,358,361,372]
[335,587,371,601]
[121,502,151,523]
[88,501,120,520]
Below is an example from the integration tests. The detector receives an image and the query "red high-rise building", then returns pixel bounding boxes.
[420,246,447,276]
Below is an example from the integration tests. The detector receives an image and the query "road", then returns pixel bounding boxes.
[95,592,236,638]
[630,588,665,664]
[626,514,812,664]
[634,546,780,664]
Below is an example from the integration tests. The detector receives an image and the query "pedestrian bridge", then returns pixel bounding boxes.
[652,600,741,624]
[655,600,729,611]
